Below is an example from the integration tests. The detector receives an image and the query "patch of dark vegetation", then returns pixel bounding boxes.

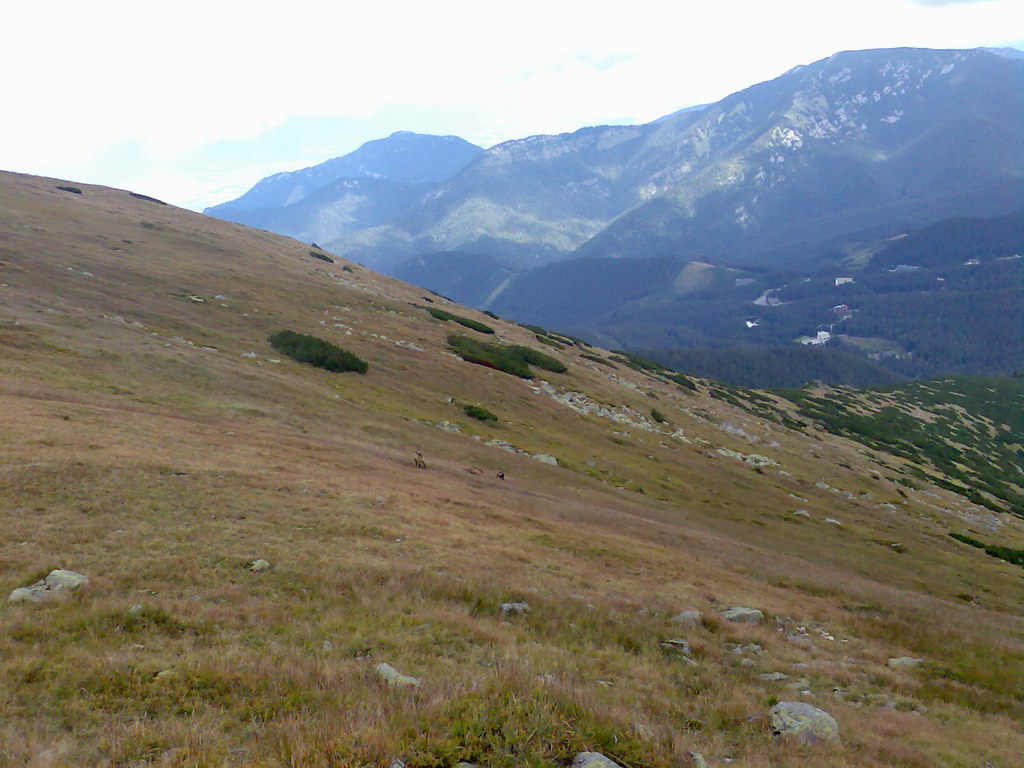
[581,353,617,368]
[342,265,354,273]
[483,310,499,319]
[309,250,334,263]
[268,330,368,374]
[650,408,668,424]
[129,191,167,205]
[463,404,498,422]
[55,185,82,194]
[423,307,495,334]
[949,533,1024,569]
[778,376,1024,517]
[448,334,567,379]
[645,345,902,389]
[535,334,565,350]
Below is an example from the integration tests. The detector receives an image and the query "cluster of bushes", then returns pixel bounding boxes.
[463,404,498,422]
[423,307,495,334]
[949,532,1024,568]
[309,250,334,263]
[448,334,567,379]
[268,330,368,373]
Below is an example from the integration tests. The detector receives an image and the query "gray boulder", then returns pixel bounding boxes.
[768,701,840,743]
[721,606,764,624]
[375,662,420,688]
[572,753,622,768]
[531,454,558,466]
[9,569,89,603]
[249,559,271,573]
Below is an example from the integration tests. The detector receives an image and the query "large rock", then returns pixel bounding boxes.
[768,701,840,743]
[249,559,272,573]
[721,606,764,624]
[375,662,420,688]
[572,753,622,768]
[8,569,89,603]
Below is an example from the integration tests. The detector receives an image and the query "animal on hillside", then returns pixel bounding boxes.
[497,470,505,480]
[414,451,426,469]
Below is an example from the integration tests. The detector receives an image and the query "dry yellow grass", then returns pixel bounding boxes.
[0,171,1022,766]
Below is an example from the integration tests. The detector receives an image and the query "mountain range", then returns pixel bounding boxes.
[206,46,1024,381]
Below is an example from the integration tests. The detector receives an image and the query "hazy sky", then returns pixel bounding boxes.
[2,0,1020,210]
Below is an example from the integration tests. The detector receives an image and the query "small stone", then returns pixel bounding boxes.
[768,701,840,743]
[721,606,764,624]
[670,609,703,627]
[739,658,756,668]
[793,509,810,518]
[249,559,271,573]
[499,601,530,618]
[375,662,419,688]
[688,752,711,768]
[531,453,558,466]
[887,656,923,670]
[322,640,335,652]
[129,604,143,615]
[824,517,842,527]
[759,672,789,681]
[572,752,622,768]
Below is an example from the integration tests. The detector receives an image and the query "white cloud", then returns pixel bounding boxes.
[2,0,1020,208]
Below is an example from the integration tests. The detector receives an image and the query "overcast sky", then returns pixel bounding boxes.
[2,0,1020,210]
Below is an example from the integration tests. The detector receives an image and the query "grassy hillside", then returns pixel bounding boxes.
[1,172,1023,767]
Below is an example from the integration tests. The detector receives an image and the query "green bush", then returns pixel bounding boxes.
[309,250,334,263]
[581,353,617,368]
[448,335,567,379]
[535,334,565,350]
[268,330,368,374]
[650,408,668,423]
[463,404,498,422]
[949,532,1024,568]
[425,307,495,334]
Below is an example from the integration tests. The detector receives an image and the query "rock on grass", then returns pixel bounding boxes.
[768,701,840,743]
[8,569,89,603]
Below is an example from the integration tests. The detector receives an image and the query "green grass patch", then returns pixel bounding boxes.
[268,330,368,374]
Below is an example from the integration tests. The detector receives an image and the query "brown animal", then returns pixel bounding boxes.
[414,451,426,469]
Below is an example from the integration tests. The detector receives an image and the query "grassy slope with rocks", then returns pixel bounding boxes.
[0,171,1022,767]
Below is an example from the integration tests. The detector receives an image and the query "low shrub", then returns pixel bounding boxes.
[447,335,567,379]
[268,330,368,374]
[949,532,1024,568]
[424,307,495,334]
[535,334,565,350]
[650,408,668,423]
[129,191,167,205]
[309,251,334,263]
[56,185,82,194]
[463,404,498,422]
